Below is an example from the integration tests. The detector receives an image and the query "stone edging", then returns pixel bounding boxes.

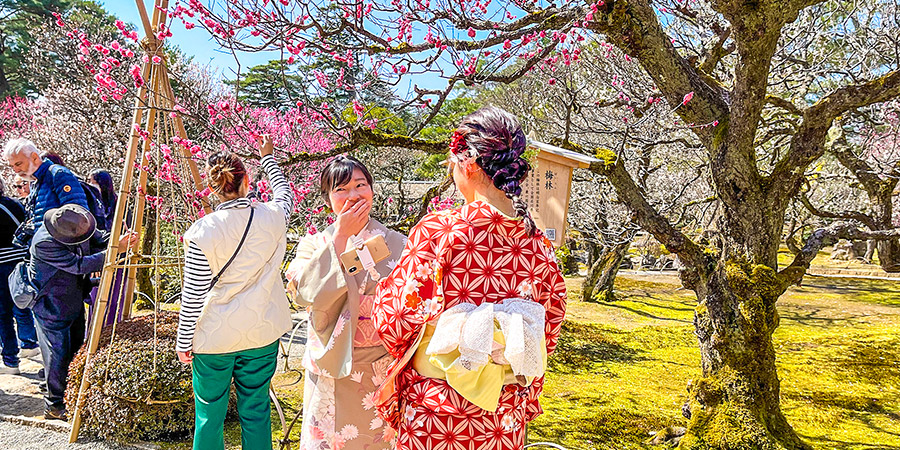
[0,412,70,433]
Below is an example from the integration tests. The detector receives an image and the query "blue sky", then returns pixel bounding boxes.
[101,0,273,80]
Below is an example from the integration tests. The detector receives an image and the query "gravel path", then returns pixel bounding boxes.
[0,421,142,449]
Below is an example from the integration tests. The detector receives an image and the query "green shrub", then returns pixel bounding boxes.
[67,311,195,443]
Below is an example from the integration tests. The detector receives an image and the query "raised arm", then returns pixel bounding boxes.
[258,134,294,223]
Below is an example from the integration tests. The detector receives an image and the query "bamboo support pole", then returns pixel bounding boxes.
[70,0,192,441]
[68,57,153,444]
[135,0,154,41]
[121,62,162,318]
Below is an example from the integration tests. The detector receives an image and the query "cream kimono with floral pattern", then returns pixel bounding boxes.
[287,220,406,450]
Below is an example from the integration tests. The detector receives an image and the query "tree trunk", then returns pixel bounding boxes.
[0,63,10,97]
[582,241,630,302]
[134,184,157,310]
[679,262,811,450]
[563,237,580,275]
[875,239,900,272]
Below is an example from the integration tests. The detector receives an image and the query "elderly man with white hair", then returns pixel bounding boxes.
[2,139,88,242]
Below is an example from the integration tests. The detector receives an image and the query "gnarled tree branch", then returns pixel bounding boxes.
[770,70,900,200]
[777,222,900,289]
[797,192,877,229]
[588,148,708,273]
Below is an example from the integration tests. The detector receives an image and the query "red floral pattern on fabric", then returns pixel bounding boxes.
[374,201,566,450]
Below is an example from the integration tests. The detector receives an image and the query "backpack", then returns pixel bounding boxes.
[9,261,43,309]
[80,181,109,232]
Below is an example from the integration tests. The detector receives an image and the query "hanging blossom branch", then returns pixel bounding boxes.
[42,9,339,232]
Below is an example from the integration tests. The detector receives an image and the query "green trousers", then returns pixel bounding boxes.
[192,340,279,450]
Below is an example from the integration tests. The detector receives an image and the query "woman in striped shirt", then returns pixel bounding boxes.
[176,135,294,450]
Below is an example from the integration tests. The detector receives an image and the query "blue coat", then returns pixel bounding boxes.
[30,160,89,231]
[29,226,107,321]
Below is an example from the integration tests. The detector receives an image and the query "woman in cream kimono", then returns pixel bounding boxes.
[287,155,406,450]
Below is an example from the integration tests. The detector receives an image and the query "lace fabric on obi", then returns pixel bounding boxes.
[412,298,548,411]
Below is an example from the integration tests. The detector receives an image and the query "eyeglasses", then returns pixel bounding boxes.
[12,184,26,189]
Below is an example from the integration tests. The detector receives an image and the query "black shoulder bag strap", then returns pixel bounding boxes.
[208,206,255,291]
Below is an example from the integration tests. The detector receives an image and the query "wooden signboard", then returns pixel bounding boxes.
[521,140,599,247]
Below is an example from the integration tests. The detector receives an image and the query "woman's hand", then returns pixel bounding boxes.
[334,198,371,240]
[177,350,193,364]
[257,134,274,158]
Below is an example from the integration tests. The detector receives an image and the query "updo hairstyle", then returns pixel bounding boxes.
[319,155,375,207]
[206,151,247,197]
[452,106,537,236]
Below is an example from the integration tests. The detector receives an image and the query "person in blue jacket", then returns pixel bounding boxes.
[3,138,88,238]
[29,204,136,420]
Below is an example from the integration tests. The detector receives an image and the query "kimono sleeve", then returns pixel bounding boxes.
[540,245,567,355]
[374,214,449,360]
[525,238,568,422]
[287,233,348,312]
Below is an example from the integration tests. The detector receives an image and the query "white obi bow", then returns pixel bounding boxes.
[425,297,546,378]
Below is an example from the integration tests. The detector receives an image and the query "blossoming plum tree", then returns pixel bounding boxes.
[170,0,900,447]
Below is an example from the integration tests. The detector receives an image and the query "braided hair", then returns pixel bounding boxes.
[452,106,537,236]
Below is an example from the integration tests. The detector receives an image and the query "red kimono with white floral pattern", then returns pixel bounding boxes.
[374,201,567,450]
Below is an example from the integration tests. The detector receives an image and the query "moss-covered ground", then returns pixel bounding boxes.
[529,273,900,450]
[161,271,900,450]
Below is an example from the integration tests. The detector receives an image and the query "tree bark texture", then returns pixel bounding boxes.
[582,241,630,302]
[681,263,811,450]
[0,63,10,96]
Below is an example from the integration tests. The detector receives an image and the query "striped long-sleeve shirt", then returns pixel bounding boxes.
[176,155,294,353]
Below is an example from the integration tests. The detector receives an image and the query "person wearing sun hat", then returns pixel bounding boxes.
[28,204,136,420]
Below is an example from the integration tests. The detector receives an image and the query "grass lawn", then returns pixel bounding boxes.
[528,273,900,450]
[162,271,900,450]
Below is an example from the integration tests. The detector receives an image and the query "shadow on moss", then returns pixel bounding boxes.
[548,322,643,373]
[529,398,678,449]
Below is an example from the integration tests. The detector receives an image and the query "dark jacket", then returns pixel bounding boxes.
[29,226,107,321]
[0,196,28,264]
[31,160,89,231]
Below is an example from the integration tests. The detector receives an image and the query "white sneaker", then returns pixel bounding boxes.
[0,365,20,375]
[19,348,40,358]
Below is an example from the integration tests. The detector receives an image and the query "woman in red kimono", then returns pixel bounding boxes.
[373,106,567,450]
